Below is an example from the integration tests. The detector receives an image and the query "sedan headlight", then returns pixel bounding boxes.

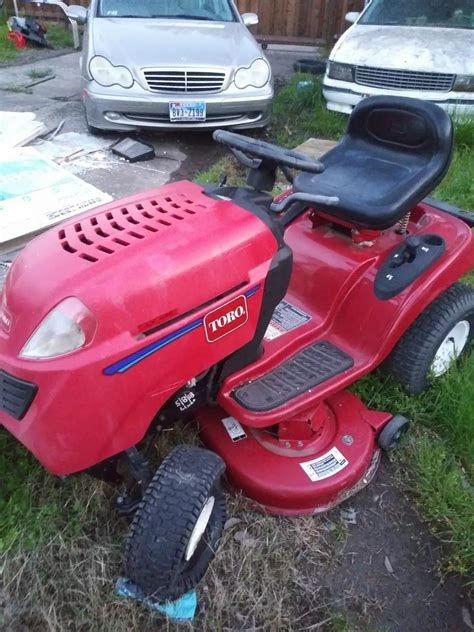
[453,75,474,92]
[234,58,270,89]
[327,61,354,82]
[20,298,97,359]
[89,56,134,89]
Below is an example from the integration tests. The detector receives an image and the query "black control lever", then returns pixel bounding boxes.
[391,235,421,268]
[403,235,421,261]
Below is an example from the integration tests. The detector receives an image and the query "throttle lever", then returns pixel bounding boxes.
[270,191,340,214]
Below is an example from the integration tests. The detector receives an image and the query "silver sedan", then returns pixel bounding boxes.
[68,0,273,132]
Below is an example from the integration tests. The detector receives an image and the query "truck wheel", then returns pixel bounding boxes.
[124,445,226,601]
[383,283,474,394]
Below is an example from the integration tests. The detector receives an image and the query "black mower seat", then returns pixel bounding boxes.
[293,96,453,230]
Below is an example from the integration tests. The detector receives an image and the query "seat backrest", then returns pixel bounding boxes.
[347,95,453,167]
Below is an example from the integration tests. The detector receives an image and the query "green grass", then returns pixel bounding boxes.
[406,433,473,576]
[435,116,474,208]
[0,20,73,63]
[0,431,86,552]
[355,357,474,577]
[0,22,19,63]
[27,66,53,80]
[271,74,346,145]
[46,21,74,48]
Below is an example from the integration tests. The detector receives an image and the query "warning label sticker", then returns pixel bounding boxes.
[300,447,349,482]
[264,300,311,341]
[222,417,247,442]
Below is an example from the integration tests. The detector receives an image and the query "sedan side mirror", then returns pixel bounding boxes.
[242,13,259,27]
[66,5,88,25]
[345,11,360,23]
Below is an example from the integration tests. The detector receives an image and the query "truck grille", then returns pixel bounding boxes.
[0,370,37,420]
[143,69,226,93]
[354,66,455,92]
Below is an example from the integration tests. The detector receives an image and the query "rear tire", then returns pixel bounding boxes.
[383,283,474,394]
[124,445,226,601]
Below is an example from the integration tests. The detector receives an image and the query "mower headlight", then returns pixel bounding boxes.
[89,55,134,89]
[20,297,97,359]
[327,61,354,82]
[453,75,474,92]
[234,58,270,89]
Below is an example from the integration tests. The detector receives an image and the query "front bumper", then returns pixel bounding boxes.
[83,80,274,131]
[323,76,474,116]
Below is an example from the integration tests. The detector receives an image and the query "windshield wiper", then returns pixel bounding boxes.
[152,14,217,21]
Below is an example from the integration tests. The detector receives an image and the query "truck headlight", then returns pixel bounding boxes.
[20,298,97,359]
[234,58,270,89]
[327,62,354,82]
[453,75,474,92]
[89,56,134,89]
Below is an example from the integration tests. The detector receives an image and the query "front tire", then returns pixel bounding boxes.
[124,445,226,601]
[378,415,410,451]
[383,283,474,394]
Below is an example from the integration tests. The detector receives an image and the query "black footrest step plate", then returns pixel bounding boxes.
[233,341,354,412]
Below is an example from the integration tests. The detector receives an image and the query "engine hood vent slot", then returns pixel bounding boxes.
[58,189,211,263]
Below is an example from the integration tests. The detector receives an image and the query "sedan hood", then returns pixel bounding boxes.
[91,18,262,70]
[332,25,474,75]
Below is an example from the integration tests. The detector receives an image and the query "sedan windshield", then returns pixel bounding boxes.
[359,0,474,29]
[98,0,236,21]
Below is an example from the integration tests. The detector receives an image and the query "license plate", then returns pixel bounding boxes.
[169,101,206,122]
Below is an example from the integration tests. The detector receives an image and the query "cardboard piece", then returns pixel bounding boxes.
[0,147,112,248]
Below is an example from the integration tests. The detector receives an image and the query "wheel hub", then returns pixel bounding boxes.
[431,320,470,377]
[185,496,215,561]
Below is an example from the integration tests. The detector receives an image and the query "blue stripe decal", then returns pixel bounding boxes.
[245,286,259,299]
[104,284,261,375]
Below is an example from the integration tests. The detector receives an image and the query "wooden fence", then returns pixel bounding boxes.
[5,0,365,46]
[236,0,364,45]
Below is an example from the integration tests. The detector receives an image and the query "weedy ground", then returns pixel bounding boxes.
[1,75,473,631]
[0,19,73,64]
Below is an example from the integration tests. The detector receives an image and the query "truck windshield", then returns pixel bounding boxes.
[359,0,474,29]
[98,0,236,21]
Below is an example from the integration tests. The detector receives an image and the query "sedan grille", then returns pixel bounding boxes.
[354,66,455,92]
[143,69,226,94]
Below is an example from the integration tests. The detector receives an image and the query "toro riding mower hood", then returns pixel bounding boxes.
[1,96,473,603]
[0,180,284,475]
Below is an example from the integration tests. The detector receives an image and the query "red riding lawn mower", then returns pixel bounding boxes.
[1,96,473,602]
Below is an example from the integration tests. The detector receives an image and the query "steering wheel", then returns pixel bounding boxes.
[213,130,325,175]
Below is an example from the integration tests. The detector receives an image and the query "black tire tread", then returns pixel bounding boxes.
[125,445,226,600]
[383,282,474,394]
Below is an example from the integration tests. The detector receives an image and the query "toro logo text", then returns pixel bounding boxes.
[204,295,248,343]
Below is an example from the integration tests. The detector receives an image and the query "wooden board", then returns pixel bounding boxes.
[294,137,337,161]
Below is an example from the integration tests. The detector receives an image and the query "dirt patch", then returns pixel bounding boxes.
[167,131,226,181]
[320,460,471,631]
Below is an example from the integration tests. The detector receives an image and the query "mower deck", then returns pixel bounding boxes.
[198,390,391,515]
